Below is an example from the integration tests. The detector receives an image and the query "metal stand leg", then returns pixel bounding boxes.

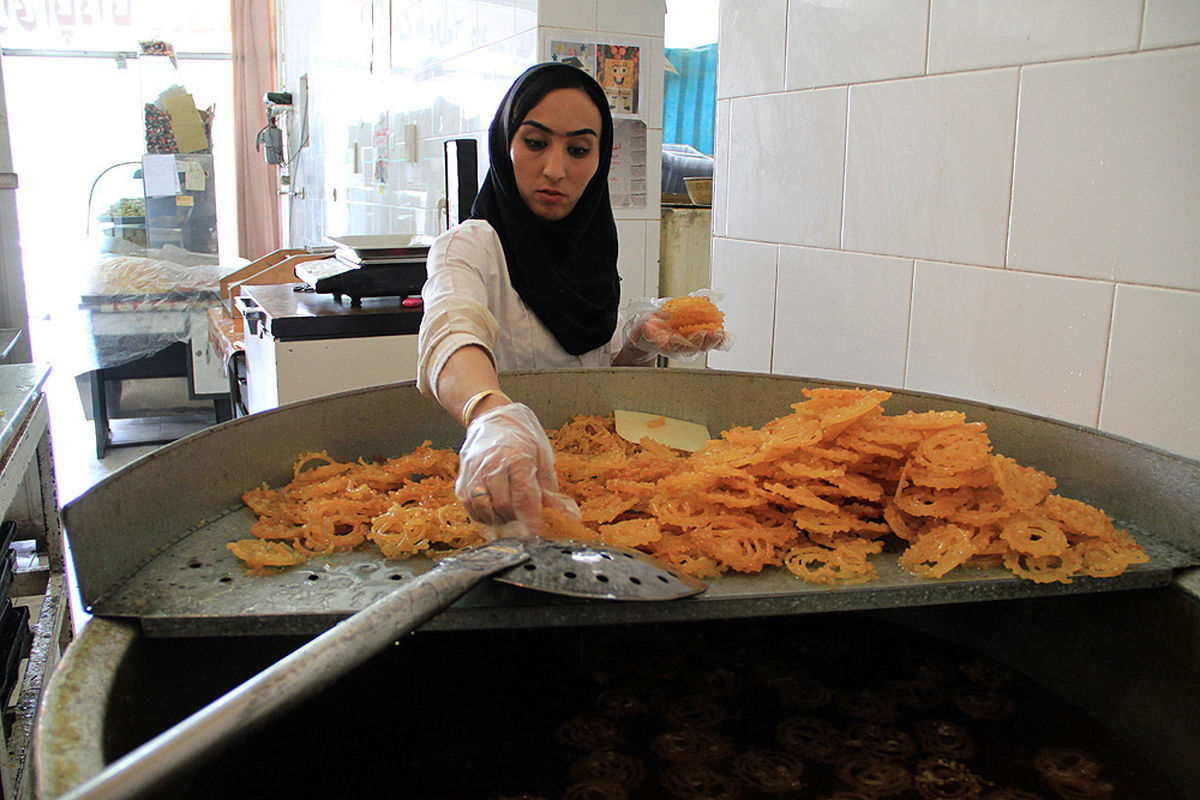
[88,370,109,460]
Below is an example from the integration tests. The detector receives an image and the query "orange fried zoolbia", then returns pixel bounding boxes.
[228,388,1146,585]
[662,295,725,335]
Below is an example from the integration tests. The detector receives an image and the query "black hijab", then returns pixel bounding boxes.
[470,62,620,356]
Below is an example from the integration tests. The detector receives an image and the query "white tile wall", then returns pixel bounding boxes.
[786,0,928,90]
[712,97,732,238]
[1142,0,1200,48]
[773,247,913,388]
[708,238,777,374]
[907,262,1114,425]
[597,0,667,37]
[714,3,1200,461]
[1008,46,1200,290]
[1101,285,1200,457]
[843,69,1019,266]
[717,0,788,97]
[725,88,847,248]
[927,0,1142,73]
[615,219,650,299]
[536,0,592,28]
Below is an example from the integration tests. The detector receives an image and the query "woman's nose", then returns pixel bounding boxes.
[542,145,567,179]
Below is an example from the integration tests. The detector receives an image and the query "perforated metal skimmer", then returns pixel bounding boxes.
[494,539,707,600]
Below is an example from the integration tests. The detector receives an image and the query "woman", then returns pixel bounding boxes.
[417,61,724,537]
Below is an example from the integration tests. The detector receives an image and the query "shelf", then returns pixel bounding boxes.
[0,365,69,800]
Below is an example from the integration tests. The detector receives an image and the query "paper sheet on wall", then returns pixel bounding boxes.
[183,160,206,191]
[142,154,180,197]
[609,120,647,209]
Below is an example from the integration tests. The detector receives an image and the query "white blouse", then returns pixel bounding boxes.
[417,219,618,401]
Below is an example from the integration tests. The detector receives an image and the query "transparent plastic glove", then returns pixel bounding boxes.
[623,290,734,363]
[455,402,580,539]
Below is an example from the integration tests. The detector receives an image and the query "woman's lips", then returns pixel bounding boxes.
[537,189,566,202]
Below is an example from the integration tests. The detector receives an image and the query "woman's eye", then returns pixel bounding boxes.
[568,146,592,158]
[523,138,547,151]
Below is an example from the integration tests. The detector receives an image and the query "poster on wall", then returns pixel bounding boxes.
[597,44,640,116]
[609,119,648,209]
[549,41,595,76]
[544,33,649,121]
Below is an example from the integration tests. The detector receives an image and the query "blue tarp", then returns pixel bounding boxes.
[663,43,717,156]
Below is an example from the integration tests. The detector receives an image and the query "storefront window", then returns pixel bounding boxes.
[2,1,234,318]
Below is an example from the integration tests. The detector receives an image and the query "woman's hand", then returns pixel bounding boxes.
[635,311,728,356]
[455,402,579,538]
[615,308,730,365]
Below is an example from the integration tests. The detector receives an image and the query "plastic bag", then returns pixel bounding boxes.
[622,289,734,362]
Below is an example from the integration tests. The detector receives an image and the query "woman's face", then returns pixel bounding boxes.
[510,87,603,221]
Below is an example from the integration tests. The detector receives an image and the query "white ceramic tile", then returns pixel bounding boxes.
[717,0,788,98]
[644,218,661,299]
[1142,0,1200,48]
[712,98,731,238]
[645,125,663,214]
[906,262,1113,426]
[928,0,1142,73]
[538,0,596,29]
[597,0,666,37]
[1100,285,1200,461]
[637,36,666,131]
[772,247,913,388]
[707,238,777,374]
[786,0,928,90]
[1009,46,1200,290]
[844,69,1018,266]
[725,88,847,248]
[616,220,650,304]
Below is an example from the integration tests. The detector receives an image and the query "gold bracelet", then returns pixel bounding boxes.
[461,389,511,426]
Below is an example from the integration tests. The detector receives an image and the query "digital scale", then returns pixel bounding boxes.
[235,235,433,414]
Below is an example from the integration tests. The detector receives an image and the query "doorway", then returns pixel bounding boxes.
[0,5,235,493]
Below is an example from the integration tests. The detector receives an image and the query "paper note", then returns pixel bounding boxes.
[142,154,179,197]
[184,160,206,191]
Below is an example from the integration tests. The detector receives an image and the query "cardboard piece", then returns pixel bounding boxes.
[163,91,209,153]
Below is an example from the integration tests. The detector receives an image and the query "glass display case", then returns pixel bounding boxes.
[143,153,218,255]
[73,46,233,457]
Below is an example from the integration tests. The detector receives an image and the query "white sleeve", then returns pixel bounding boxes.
[416,223,503,401]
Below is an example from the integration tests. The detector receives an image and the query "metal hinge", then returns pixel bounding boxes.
[0,173,17,190]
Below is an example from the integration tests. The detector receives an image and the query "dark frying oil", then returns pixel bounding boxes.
[177,614,1184,799]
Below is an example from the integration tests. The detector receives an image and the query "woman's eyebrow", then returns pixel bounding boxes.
[520,119,599,138]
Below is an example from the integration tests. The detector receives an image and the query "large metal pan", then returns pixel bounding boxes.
[40,369,1200,800]
[60,369,1199,639]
